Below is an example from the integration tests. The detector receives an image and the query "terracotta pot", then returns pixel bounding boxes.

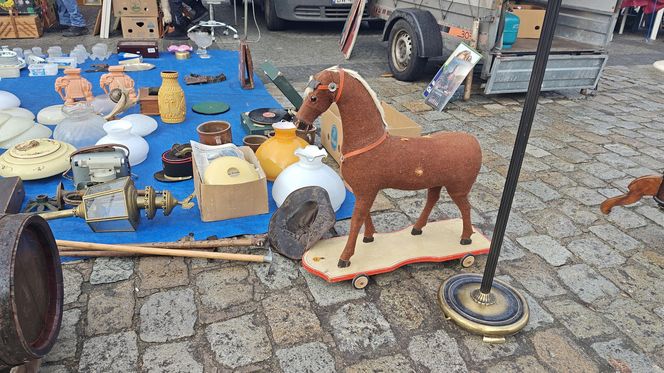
[296,126,316,145]
[242,135,268,152]
[158,71,186,124]
[197,121,232,145]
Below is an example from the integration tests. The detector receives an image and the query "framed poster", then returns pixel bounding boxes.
[423,43,482,111]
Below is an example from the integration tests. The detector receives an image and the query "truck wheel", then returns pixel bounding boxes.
[388,19,427,81]
[264,0,287,31]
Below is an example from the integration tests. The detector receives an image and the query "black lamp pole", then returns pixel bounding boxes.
[439,0,564,338]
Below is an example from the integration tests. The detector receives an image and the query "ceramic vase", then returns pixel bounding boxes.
[272,145,346,211]
[255,121,309,181]
[53,103,106,148]
[157,71,186,124]
[96,120,149,166]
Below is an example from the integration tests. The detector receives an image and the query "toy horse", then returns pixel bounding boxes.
[600,173,664,214]
[296,67,482,268]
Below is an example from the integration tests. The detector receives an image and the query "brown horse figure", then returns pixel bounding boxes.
[296,67,483,268]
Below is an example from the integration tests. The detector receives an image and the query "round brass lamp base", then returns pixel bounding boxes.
[438,274,529,337]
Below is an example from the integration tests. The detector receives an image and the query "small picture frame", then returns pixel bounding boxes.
[423,43,482,111]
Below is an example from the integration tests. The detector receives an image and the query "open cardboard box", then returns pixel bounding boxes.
[320,101,422,164]
[511,4,545,39]
[193,146,268,222]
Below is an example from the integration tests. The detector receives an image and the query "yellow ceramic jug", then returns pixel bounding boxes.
[256,121,308,181]
[158,71,186,124]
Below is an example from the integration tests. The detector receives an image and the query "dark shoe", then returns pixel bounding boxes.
[46,23,69,33]
[62,26,88,37]
[190,8,209,24]
[164,27,189,40]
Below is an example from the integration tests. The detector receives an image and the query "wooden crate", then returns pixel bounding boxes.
[120,16,162,39]
[0,14,43,39]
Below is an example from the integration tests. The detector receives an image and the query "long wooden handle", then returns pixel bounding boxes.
[56,240,270,263]
[129,236,265,249]
[60,250,136,257]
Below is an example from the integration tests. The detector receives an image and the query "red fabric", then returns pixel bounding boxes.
[622,0,664,14]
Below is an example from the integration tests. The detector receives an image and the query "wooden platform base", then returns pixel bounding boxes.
[302,219,490,287]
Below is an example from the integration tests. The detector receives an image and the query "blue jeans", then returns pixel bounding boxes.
[56,0,86,27]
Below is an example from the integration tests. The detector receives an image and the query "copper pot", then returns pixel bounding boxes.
[243,135,268,152]
[296,126,317,145]
[197,121,232,145]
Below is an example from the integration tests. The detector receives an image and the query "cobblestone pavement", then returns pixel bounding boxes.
[39,60,664,372]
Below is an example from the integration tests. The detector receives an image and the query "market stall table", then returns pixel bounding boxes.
[0,50,355,255]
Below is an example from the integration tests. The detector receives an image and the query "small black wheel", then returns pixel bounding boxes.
[460,254,475,268]
[352,274,369,290]
[387,19,427,81]
[264,0,287,31]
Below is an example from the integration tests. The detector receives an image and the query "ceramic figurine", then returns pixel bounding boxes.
[296,67,482,268]
[100,66,137,101]
[157,71,186,124]
[54,68,94,106]
[255,121,308,181]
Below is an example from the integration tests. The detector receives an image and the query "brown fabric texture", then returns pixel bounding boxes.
[297,69,482,267]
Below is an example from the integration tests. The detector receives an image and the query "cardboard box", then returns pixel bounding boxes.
[193,147,269,222]
[113,0,158,17]
[511,5,545,39]
[320,101,422,164]
[121,16,162,39]
[0,14,43,39]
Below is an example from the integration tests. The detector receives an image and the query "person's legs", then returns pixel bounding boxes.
[55,0,71,26]
[59,0,86,27]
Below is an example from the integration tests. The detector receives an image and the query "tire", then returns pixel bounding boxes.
[460,254,475,268]
[388,19,427,81]
[264,0,287,31]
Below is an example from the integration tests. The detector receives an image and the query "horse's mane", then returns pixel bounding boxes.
[317,66,387,127]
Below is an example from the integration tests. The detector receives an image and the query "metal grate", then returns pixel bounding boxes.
[294,6,322,17]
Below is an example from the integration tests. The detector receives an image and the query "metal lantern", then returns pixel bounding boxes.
[40,177,191,232]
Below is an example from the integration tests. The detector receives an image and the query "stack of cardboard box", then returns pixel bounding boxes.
[114,0,162,39]
[0,0,57,39]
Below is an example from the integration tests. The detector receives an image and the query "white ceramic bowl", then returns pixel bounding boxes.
[1,107,35,120]
[0,114,35,143]
[0,123,52,149]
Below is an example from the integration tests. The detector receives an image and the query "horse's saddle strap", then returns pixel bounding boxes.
[341,132,388,161]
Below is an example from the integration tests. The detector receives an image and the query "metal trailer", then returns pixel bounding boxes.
[369,0,621,94]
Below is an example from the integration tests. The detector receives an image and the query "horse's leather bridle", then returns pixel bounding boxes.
[309,67,388,163]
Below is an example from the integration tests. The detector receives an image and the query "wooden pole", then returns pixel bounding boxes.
[60,250,136,257]
[129,237,264,249]
[56,240,270,263]
[463,18,480,101]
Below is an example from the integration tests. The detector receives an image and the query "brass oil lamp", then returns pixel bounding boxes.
[39,177,193,232]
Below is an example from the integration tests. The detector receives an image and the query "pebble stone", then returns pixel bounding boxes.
[195,267,254,323]
[89,257,135,285]
[62,268,82,304]
[566,237,626,268]
[329,302,396,355]
[516,235,572,266]
[78,331,138,372]
[531,329,599,373]
[301,268,365,307]
[262,287,323,345]
[408,330,467,373]
[205,314,272,369]
[276,342,336,373]
[345,354,415,373]
[543,298,616,339]
[86,280,135,335]
[557,264,620,303]
[45,309,80,362]
[139,288,196,342]
[591,338,664,373]
[141,342,203,373]
[136,257,189,290]
[253,252,300,290]
[589,224,641,252]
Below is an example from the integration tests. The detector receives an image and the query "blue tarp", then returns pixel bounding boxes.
[0,50,355,248]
